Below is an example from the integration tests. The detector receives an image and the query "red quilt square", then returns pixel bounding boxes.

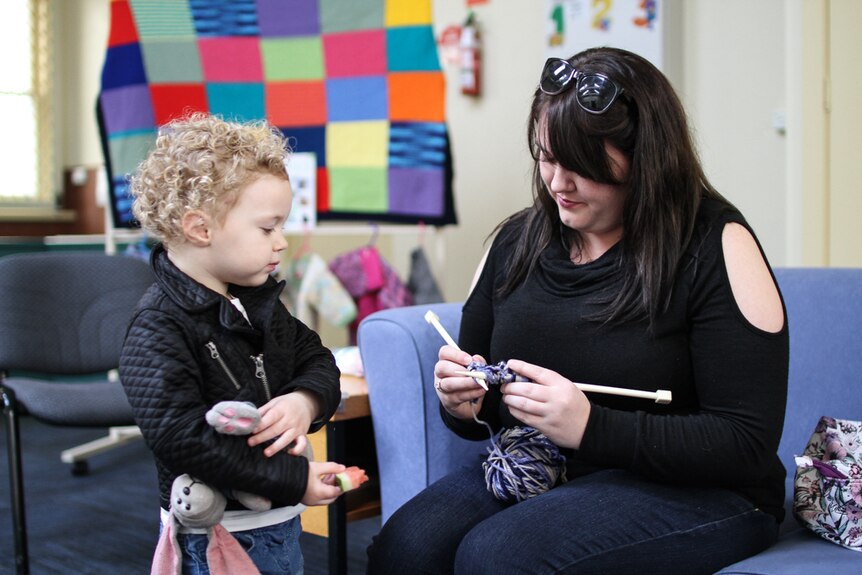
[323,30,386,78]
[315,167,330,212]
[266,81,327,127]
[108,1,139,47]
[198,37,263,82]
[150,84,209,125]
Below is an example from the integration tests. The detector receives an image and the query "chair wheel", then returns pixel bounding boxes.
[70,460,89,476]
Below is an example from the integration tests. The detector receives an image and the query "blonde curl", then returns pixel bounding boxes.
[129,113,290,246]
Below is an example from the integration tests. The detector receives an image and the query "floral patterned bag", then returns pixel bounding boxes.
[793,416,862,551]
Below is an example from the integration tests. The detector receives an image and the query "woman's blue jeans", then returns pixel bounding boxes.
[176,516,303,575]
[366,467,778,574]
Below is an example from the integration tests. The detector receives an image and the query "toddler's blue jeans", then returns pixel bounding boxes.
[176,516,303,575]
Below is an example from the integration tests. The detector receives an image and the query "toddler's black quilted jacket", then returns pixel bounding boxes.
[120,245,341,509]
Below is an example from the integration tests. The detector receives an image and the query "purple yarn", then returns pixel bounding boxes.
[465,362,565,501]
[467,361,528,385]
[481,426,567,502]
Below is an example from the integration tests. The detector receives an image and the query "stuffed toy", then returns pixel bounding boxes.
[151,401,271,575]
[151,473,261,575]
[150,401,369,574]
[205,401,273,512]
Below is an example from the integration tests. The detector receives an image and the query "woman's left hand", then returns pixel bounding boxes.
[501,359,591,449]
[248,390,318,457]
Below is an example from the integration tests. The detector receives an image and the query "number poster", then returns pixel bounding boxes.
[546,0,663,69]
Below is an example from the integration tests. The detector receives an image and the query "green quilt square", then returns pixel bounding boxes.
[108,132,157,177]
[320,0,384,33]
[261,37,324,81]
[328,167,387,212]
[140,39,202,83]
[129,0,195,39]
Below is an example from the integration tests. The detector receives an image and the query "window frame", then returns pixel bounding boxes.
[0,0,55,207]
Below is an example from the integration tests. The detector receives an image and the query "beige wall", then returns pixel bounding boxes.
[61,0,802,310]
[56,0,109,169]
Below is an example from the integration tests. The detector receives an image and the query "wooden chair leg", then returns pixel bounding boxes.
[2,384,30,575]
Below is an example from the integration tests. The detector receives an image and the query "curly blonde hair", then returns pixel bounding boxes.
[129,113,290,246]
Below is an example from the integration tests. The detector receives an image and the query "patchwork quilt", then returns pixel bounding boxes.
[98,0,456,227]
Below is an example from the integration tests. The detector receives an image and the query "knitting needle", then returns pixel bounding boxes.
[453,370,673,404]
[424,310,489,391]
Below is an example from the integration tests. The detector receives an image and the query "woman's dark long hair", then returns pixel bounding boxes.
[496,47,727,327]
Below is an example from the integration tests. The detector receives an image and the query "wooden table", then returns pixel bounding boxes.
[304,375,379,575]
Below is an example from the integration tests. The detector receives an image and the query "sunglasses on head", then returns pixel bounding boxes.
[539,58,623,115]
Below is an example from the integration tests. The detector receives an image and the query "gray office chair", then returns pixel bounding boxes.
[0,251,153,575]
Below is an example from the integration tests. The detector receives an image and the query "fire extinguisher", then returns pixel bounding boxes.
[460,11,481,96]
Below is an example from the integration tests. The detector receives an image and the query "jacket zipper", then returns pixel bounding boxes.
[205,341,241,391]
[251,354,272,401]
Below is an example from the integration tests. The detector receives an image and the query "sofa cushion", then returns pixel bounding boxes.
[715,528,861,574]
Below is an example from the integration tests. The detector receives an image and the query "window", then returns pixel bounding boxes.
[0,0,53,205]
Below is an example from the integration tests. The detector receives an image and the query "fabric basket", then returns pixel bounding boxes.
[793,416,862,551]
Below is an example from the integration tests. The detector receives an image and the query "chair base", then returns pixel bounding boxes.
[60,425,142,466]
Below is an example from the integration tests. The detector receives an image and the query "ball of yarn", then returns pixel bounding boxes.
[483,426,567,503]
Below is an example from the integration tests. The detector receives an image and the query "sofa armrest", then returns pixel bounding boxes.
[358,303,487,523]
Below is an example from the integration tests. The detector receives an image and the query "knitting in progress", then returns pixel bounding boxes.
[464,361,528,385]
[423,310,672,503]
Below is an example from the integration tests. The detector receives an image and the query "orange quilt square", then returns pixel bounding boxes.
[266,81,327,127]
[388,72,445,122]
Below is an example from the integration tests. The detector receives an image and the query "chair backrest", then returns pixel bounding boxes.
[0,252,153,375]
[359,302,487,522]
[772,267,862,523]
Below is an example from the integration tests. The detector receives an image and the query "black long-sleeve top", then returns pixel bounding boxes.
[444,198,789,522]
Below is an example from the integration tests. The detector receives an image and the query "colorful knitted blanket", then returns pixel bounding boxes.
[98,0,456,228]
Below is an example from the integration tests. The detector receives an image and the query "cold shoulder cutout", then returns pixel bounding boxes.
[722,222,784,333]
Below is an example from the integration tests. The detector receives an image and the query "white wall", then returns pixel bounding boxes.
[425,0,791,302]
[680,0,788,267]
[62,0,795,308]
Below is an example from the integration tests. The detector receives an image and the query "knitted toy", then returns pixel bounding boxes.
[151,474,261,575]
[150,400,371,574]
[151,402,271,575]
[205,401,272,512]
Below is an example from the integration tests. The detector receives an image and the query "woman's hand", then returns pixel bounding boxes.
[501,359,591,449]
[302,461,347,506]
[433,345,487,420]
[248,390,319,457]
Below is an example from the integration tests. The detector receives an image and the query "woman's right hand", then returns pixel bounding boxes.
[433,345,487,420]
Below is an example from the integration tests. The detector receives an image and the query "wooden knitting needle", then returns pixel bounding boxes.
[454,370,673,405]
[424,310,489,391]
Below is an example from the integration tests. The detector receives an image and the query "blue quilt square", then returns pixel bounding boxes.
[387,26,439,71]
[101,44,148,90]
[282,126,327,167]
[191,0,259,36]
[325,76,388,122]
[206,83,265,121]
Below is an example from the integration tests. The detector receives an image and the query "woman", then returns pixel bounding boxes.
[366,47,788,574]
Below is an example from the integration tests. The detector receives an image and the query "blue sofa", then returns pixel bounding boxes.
[357,268,862,572]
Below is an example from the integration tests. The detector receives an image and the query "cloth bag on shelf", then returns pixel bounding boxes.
[329,245,412,344]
